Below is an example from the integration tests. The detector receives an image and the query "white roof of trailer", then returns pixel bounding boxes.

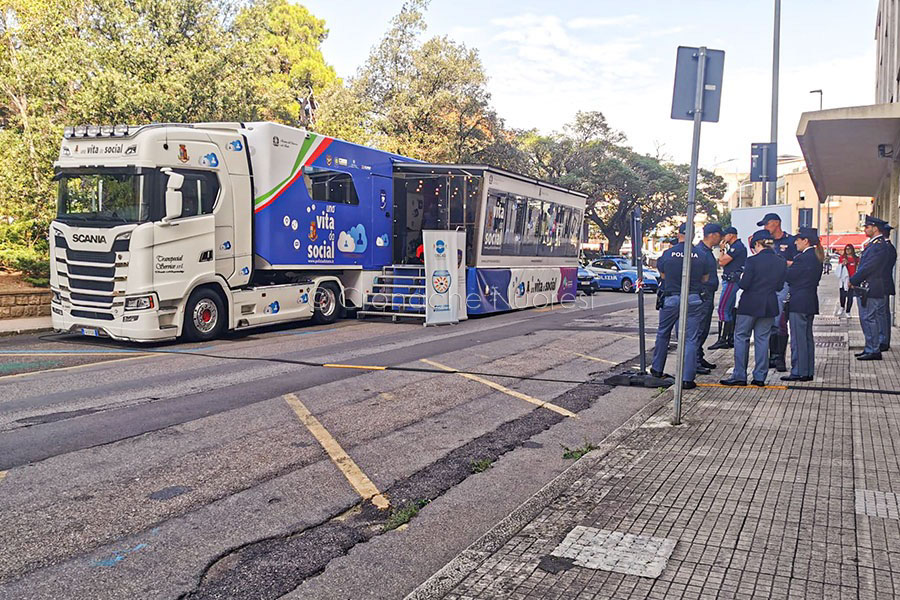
[392,163,589,198]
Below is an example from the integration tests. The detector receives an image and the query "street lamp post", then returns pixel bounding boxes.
[768,0,781,205]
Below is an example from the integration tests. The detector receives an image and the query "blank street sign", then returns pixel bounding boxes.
[750,142,777,182]
[671,46,725,122]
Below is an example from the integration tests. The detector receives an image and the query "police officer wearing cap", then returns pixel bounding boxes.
[851,215,893,360]
[781,227,823,381]
[878,225,896,351]
[694,223,723,373]
[709,226,746,350]
[720,229,788,386]
[650,222,712,389]
[756,213,796,372]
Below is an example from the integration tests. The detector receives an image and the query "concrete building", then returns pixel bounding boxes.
[796,0,900,317]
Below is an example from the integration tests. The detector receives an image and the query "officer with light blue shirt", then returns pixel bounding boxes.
[757,212,796,372]
[650,223,712,389]
[720,229,787,386]
[851,215,893,360]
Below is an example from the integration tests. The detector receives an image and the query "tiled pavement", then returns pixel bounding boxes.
[416,289,900,599]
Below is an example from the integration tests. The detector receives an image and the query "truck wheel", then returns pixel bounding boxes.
[312,282,341,325]
[620,278,634,293]
[184,288,225,342]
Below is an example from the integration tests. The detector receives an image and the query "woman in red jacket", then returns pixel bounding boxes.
[837,244,859,316]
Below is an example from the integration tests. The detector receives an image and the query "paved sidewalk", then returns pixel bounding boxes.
[0,315,52,337]
[411,291,900,599]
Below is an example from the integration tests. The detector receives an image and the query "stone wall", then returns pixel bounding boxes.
[0,290,51,319]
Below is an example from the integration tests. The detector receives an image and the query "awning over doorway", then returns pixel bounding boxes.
[796,103,900,200]
[819,233,867,251]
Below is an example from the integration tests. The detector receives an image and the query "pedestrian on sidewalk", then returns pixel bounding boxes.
[758,213,796,372]
[878,227,896,351]
[851,215,892,361]
[650,223,712,389]
[837,244,859,318]
[709,226,746,350]
[781,227,823,382]
[694,223,723,374]
[720,229,787,386]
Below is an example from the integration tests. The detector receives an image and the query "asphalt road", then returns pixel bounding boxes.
[0,291,662,599]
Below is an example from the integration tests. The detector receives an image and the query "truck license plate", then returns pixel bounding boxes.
[81,328,99,337]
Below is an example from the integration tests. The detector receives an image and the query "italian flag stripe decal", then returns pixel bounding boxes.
[254,134,334,213]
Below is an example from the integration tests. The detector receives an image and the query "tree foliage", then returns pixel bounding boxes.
[516,112,726,253]
[0,0,336,277]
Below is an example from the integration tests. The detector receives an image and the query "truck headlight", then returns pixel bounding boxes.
[51,290,62,304]
[125,295,155,311]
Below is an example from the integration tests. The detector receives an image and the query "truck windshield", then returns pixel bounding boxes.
[56,169,150,225]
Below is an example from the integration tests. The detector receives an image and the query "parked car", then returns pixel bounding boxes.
[589,257,660,279]
[577,267,602,294]
[586,259,659,293]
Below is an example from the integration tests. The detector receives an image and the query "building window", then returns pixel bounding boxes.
[828,214,834,230]
[859,212,867,228]
[799,191,806,202]
[798,208,812,228]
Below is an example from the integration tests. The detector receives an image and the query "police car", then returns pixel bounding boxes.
[586,258,659,293]
[577,267,602,294]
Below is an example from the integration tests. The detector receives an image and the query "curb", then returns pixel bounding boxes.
[0,325,53,338]
[403,386,675,600]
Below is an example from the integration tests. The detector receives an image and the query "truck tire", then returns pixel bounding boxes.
[312,282,341,325]
[184,288,226,342]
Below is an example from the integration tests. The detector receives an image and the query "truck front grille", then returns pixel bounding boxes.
[55,235,130,318]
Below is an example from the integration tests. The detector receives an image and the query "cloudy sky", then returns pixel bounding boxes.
[302,0,876,172]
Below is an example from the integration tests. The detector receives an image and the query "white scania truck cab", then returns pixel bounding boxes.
[50,122,361,342]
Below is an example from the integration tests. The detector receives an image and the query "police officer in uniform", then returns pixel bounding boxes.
[694,223,723,373]
[650,223,712,389]
[878,225,896,351]
[709,226,747,349]
[851,215,892,360]
[781,227,822,381]
[756,213,796,372]
[720,230,788,386]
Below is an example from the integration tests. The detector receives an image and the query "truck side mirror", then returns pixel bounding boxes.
[160,168,184,223]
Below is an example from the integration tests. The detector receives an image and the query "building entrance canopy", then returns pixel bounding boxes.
[797,103,900,200]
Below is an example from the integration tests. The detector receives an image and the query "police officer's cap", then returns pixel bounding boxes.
[797,227,819,245]
[703,223,724,236]
[678,223,686,234]
[723,226,738,235]
[756,212,781,226]
[864,215,890,231]
[750,229,772,245]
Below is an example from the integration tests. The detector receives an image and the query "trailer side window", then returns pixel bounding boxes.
[173,170,220,217]
[302,166,359,205]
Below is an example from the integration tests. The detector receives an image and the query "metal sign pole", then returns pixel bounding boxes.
[760,144,768,206]
[633,208,647,373]
[768,0,781,205]
[672,47,708,425]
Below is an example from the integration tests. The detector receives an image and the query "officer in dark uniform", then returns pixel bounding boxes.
[878,225,896,351]
[650,223,712,389]
[694,223,723,373]
[851,215,892,360]
[757,213,796,372]
[709,226,747,349]
[781,227,822,381]
[720,230,787,386]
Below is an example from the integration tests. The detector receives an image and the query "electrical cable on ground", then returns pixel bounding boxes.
[30,333,900,396]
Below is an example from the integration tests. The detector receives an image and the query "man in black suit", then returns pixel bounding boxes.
[720,229,788,386]
[781,227,822,381]
[851,215,892,360]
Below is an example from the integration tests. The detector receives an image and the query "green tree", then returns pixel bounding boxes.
[0,0,338,281]
[315,0,503,163]
[517,111,726,254]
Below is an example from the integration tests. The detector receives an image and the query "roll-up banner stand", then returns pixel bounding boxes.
[424,230,459,325]
[455,229,468,321]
